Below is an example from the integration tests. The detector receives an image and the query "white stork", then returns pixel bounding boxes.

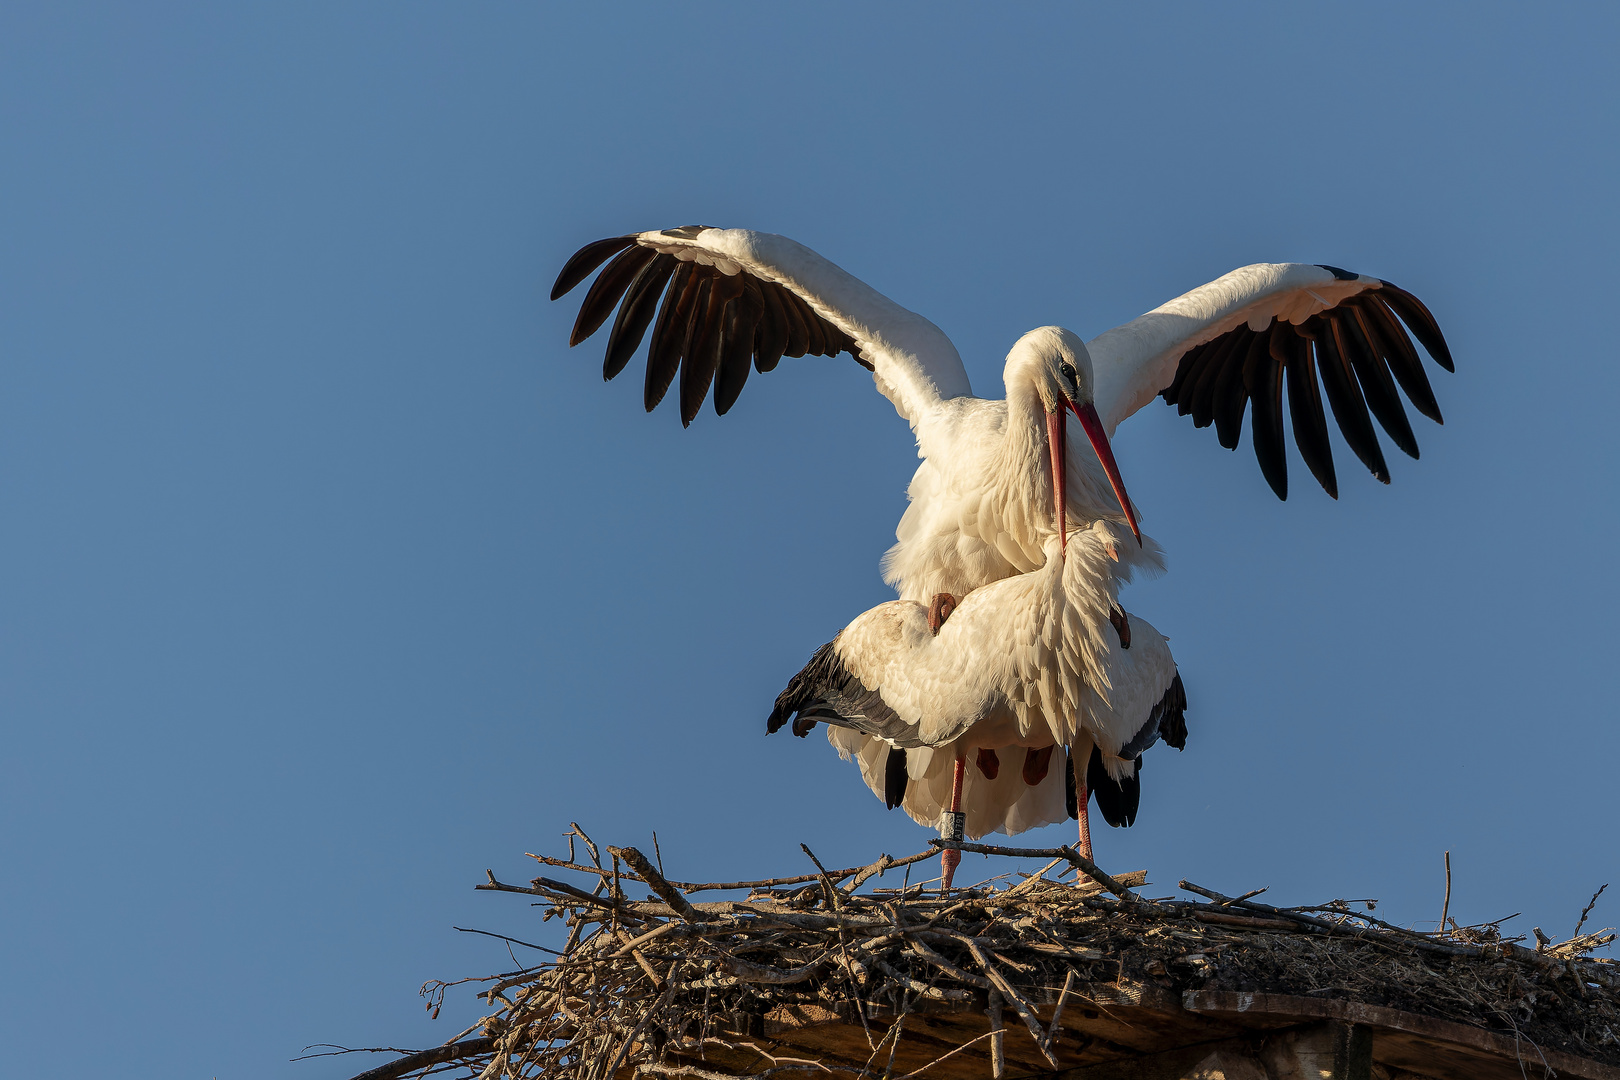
[767,520,1184,886]
[552,225,1453,863]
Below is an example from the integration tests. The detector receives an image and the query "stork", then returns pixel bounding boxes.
[768,521,1184,887]
[552,225,1453,865]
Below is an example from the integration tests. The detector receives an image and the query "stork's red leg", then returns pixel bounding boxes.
[1072,751,1093,861]
[939,753,967,891]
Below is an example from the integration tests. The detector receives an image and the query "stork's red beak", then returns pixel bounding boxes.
[1063,400,1142,547]
[1047,409,1069,555]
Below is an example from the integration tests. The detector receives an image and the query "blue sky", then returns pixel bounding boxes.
[1,5,1616,1077]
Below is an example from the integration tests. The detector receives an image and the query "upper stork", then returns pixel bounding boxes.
[552,226,1453,604]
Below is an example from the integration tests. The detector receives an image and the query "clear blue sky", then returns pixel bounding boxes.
[2,5,1616,1077]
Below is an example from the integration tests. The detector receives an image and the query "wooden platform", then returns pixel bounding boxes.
[677,980,1620,1080]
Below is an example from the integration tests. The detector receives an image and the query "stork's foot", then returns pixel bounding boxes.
[940,847,962,892]
[975,747,1000,779]
[927,592,959,635]
[1071,752,1094,862]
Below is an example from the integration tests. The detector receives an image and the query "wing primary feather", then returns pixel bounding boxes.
[570,245,657,347]
[1212,332,1256,450]
[791,292,828,356]
[779,285,810,358]
[603,253,677,380]
[1376,282,1455,372]
[755,282,790,372]
[1160,341,1208,403]
[1247,326,1288,499]
[680,272,738,426]
[1310,315,1390,483]
[1340,305,1419,459]
[1280,326,1338,498]
[714,279,764,415]
[551,235,636,301]
[644,261,696,412]
[1189,329,1249,426]
[1357,295,1444,424]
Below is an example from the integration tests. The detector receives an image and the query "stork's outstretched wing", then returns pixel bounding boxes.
[1088,264,1454,499]
[552,227,972,427]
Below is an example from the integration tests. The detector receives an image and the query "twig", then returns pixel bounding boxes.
[610,846,713,922]
[801,843,843,913]
[1220,886,1269,906]
[1575,883,1609,939]
[927,839,1139,900]
[452,926,562,956]
[958,935,1059,1069]
[1046,969,1076,1048]
[334,1037,496,1080]
[1441,850,1452,934]
[481,870,652,923]
[986,991,1005,1080]
[890,1029,1001,1080]
[801,843,873,1049]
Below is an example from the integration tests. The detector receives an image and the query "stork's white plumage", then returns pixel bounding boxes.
[768,521,1184,843]
[553,225,1454,860]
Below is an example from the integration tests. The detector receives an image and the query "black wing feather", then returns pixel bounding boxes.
[1280,326,1339,498]
[1185,330,1248,424]
[1156,272,1452,497]
[1246,326,1288,499]
[1211,334,1253,449]
[570,245,656,347]
[603,254,677,380]
[556,232,872,421]
[551,235,635,301]
[681,271,744,426]
[755,283,790,372]
[1310,314,1390,482]
[779,286,811,358]
[1358,295,1444,424]
[790,291,828,357]
[714,280,764,415]
[1377,282,1455,372]
[645,260,696,412]
[1339,305,1419,459]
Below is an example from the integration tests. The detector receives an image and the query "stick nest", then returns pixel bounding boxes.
[333,828,1618,1080]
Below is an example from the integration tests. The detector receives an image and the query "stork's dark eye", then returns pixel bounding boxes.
[1060,362,1077,384]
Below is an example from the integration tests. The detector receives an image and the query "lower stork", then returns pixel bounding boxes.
[768,521,1185,887]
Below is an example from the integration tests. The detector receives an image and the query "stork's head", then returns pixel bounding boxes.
[1007,326,1141,552]
[1007,326,1096,414]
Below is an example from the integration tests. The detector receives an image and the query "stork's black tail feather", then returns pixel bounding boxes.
[1066,671,1189,828]
[1088,745,1142,828]
[1065,749,1078,820]
[883,748,908,809]
[1158,672,1188,750]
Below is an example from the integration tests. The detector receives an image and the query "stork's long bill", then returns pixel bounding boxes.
[1050,401,1142,555]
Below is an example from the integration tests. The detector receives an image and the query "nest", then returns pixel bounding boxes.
[328,828,1618,1080]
